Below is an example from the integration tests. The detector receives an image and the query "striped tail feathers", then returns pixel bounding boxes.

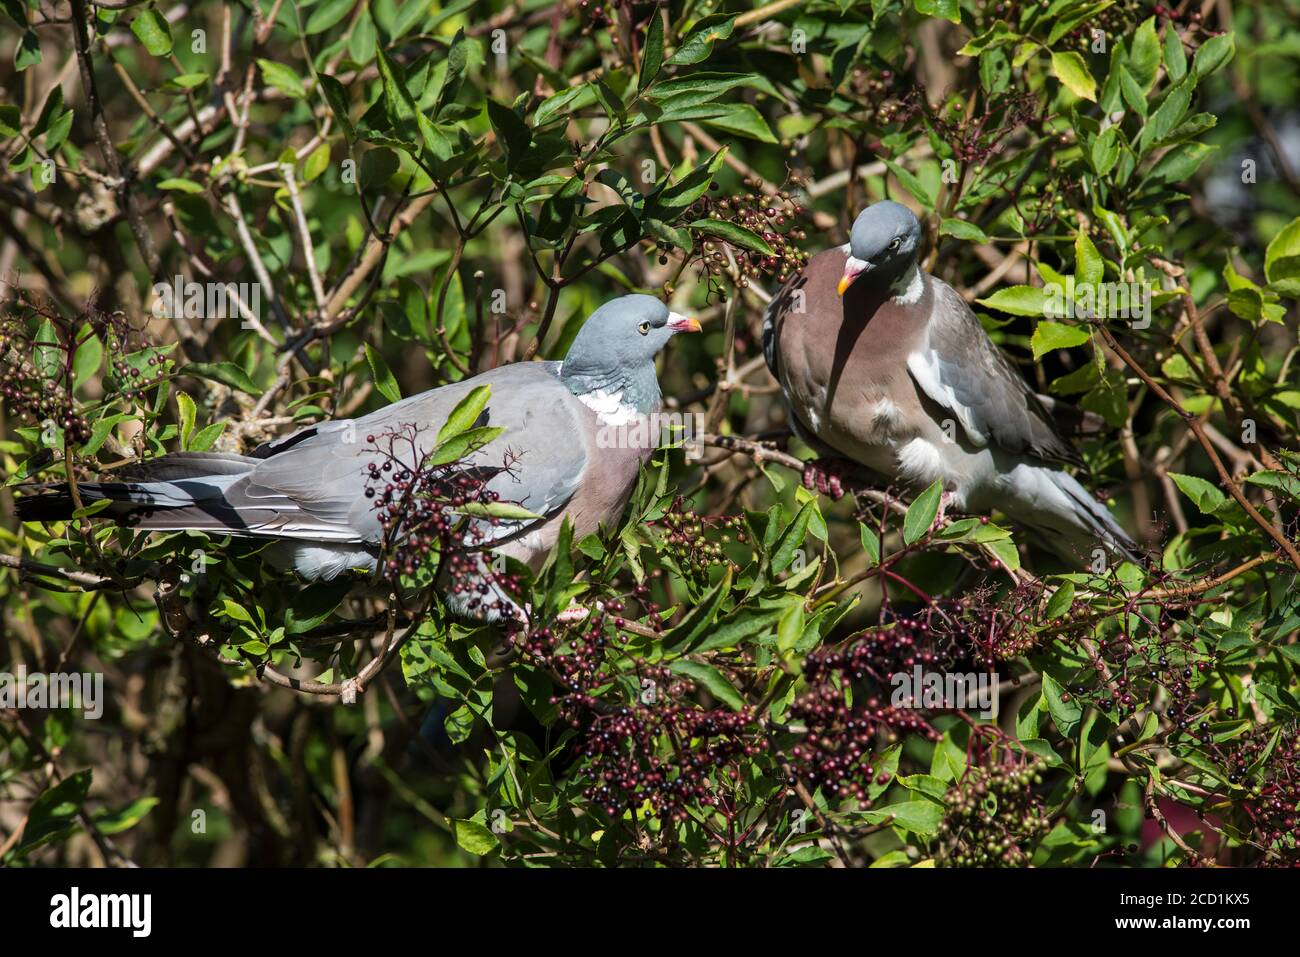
[1041,468,1148,570]
[14,452,258,526]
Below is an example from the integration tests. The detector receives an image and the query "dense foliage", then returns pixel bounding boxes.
[3,0,1300,868]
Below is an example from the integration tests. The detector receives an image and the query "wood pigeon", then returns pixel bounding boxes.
[762,199,1142,567]
[17,294,701,619]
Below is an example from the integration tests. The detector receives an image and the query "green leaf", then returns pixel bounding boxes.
[1044,580,1076,619]
[257,59,306,99]
[881,156,935,208]
[669,661,745,711]
[689,218,776,256]
[639,13,664,89]
[1074,230,1103,287]
[436,385,491,444]
[176,391,196,450]
[364,343,402,403]
[303,142,330,181]
[1146,142,1217,184]
[1051,51,1097,102]
[1193,32,1234,80]
[156,177,205,193]
[776,602,805,654]
[859,521,881,566]
[1090,126,1122,176]
[189,421,226,452]
[20,770,91,851]
[93,797,159,835]
[899,773,949,801]
[1164,24,1188,82]
[451,817,500,856]
[1128,17,1162,90]
[179,361,260,395]
[700,103,777,143]
[913,0,961,24]
[654,148,727,208]
[1031,321,1090,359]
[772,502,813,574]
[665,566,732,651]
[456,501,543,521]
[666,14,736,66]
[1140,80,1191,150]
[486,99,532,169]
[535,84,597,126]
[318,74,355,141]
[15,30,41,72]
[218,598,254,624]
[131,9,173,56]
[1265,216,1300,295]
[360,147,398,189]
[1169,472,1227,515]
[162,72,209,92]
[957,22,1020,56]
[0,104,19,137]
[1040,672,1082,738]
[903,479,943,545]
[939,218,989,243]
[305,0,354,35]
[976,285,1050,317]
[860,800,945,836]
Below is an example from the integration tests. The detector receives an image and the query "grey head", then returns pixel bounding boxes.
[839,200,923,296]
[559,294,700,413]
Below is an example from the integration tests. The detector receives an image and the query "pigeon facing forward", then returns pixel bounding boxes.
[762,199,1141,566]
[18,294,700,619]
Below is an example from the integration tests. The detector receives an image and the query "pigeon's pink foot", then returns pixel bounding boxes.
[557,604,591,624]
[935,489,954,529]
[802,458,856,500]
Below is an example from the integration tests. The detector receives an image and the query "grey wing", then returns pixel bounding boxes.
[762,293,781,381]
[906,279,1081,467]
[235,362,587,544]
[762,273,807,382]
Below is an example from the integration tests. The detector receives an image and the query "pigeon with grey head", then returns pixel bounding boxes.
[17,294,701,620]
[762,199,1142,567]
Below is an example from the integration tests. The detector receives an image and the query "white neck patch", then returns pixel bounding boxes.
[576,387,641,427]
[891,264,924,304]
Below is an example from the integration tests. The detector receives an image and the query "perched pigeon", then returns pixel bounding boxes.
[762,199,1141,566]
[17,294,700,619]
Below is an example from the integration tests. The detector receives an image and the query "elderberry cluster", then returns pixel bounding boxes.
[683,179,810,303]
[929,89,1040,166]
[1204,721,1300,865]
[520,610,646,693]
[0,297,138,446]
[936,747,1048,867]
[517,608,765,823]
[1062,615,1211,725]
[846,66,909,125]
[362,425,522,616]
[789,626,953,801]
[574,0,610,36]
[575,702,762,823]
[646,498,746,575]
[934,582,1047,665]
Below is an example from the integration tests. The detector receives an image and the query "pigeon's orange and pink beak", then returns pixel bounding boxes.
[838,257,869,296]
[667,312,702,333]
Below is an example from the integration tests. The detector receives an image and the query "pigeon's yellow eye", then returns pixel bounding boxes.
[889,238,901,251]
[638,321,651,335]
